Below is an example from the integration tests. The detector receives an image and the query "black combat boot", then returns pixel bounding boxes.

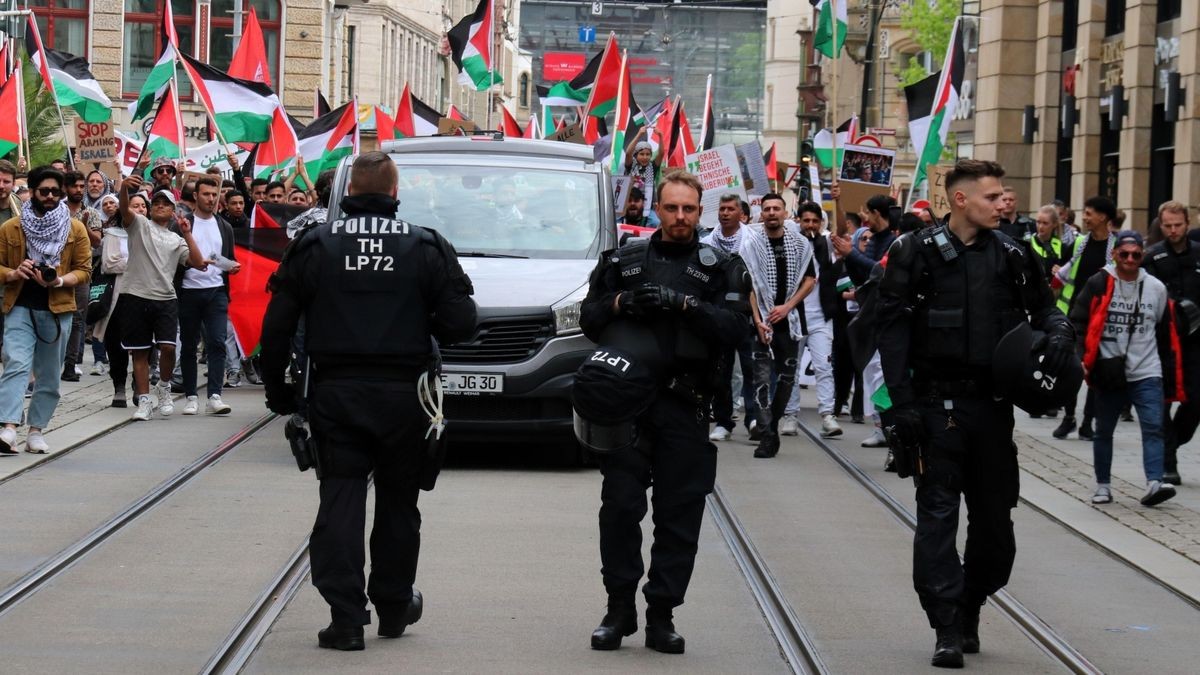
[591,599,637,650]
[931,623,964,668]
[753,433,780,458]
[961,602,981,654]
[1051,415,1076,440]
[317,623,365,651]
[644,606,685,654]
[1078,417,1094,440]
[377,589,423,638]
[61,358,79,382]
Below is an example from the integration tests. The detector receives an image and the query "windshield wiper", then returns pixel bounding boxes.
[457,251,529,259]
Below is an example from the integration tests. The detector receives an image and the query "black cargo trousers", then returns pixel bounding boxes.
[912,392,1019,629]
[308,376,426,626]
[598,392,718,610]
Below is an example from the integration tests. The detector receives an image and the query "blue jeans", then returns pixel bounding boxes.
[0,306,73,429]
[179,287,229,398]
[1093,377,1165,484]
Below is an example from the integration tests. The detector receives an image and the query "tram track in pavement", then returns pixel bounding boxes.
[0,417,135,488]
[795,420,1103,675]
[0,412,277,619]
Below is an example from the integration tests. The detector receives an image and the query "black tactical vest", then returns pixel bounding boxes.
[1146,242,1200,303]
[912,228,1027,374]
[304,214,432,362]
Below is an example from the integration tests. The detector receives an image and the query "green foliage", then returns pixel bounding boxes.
[4,61,70,168]
[898,55,930,88]
[721,32,763,110]
[897,0,960,85]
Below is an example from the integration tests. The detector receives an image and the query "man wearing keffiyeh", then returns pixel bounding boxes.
[0,166,92,455]
[739,193,816,458]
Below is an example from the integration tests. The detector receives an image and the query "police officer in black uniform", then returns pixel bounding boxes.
[875,160,1075,668]
[259,151,476,651]
[578,170,746,654]
[1142,201,1200,486]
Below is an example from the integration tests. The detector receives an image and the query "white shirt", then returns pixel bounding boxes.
[182,214,224,289]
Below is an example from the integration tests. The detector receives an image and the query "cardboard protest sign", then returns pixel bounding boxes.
[837,181,891,216]
[612,175,632,215]
[927,164,952,219]
[549,121,585,144]
[437,118,480,135]
[75,119,116,166]
[735,141,771,196]
[838,143,896,187]
[684,144,745,229]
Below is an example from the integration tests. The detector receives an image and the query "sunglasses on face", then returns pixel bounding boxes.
[154,167,175,175]
[36,187,62,197]
[1117,250,1143,260]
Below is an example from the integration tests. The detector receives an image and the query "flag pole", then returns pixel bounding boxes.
[170,81,184,164]
[699,73,712,152]
[14,45,29,167]
[830,0,840,182]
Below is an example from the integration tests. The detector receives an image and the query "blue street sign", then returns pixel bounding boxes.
[579,25,596,44]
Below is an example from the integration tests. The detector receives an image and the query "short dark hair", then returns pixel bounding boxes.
[288,188,306,198]
[250,178,269,190]
[28,166,64,190]
[1083,195,1117,223]
[761,192,786,207]
[944,159,1006,194]
[315,169,336,208]
[349,151,398,195]
[796,201,823,220]
[628,186,645,201]
[225,192,244,203]
[0,159,16,179]
[181,181,196,201]
[221,179,236,189]
[740,200,751,219]
[865,194,895,217]
[899,213,924,233]
[63,170,84,186]
[265,181,286,194]
[845,212,863,229]
[194,176,220,192]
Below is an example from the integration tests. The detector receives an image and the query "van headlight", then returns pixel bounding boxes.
[552,285,589,335]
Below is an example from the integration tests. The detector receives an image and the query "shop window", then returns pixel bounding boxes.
[1158,0,1181,23]
[1061,0,1078,52]
[1104,0,1125,37]
[1148,103,1175,223]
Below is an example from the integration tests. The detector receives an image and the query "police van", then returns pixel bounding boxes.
[328,135,617,461]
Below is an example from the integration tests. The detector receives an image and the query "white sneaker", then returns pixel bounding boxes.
[820,413,843,438]
[133,395,154,421]
[89,361,107,376]
[155,382,174,416]
[779,415,800,436]
[709,425,731,441]
[748,419,762,441]
[182,396,199,415]
[1091,484,1113,504]
[0,426,16,454]
[206,394,232,415]
[1140,480,1176,507]
[74,364,83,376]
[861,428,888,447]
[25,431,49,454]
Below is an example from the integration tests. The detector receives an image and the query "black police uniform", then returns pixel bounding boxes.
[579,230,746,650]
[1143,239,1200,481]
[875,225,1073,664]
[259,193,476,644]
[998,214,1036,241]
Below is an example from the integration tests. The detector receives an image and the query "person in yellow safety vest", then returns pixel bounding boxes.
[1051,196,1118,441]
[1029,205,1073,293]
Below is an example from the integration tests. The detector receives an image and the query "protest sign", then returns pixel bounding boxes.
[75,119,116,166]
[838,143,896,187]
[735,141,770,196]
[549,122,585,144]
[684,144,745,229]
[927,164,952,219]
[612,175,631,215]
[437,118,480,135]
[114,131,250,177]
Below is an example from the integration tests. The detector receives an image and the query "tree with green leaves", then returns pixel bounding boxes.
[897,0,960,87]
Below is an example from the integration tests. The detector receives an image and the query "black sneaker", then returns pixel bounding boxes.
[1052,416,1076,440]
[61,359,80,382]
[753,434,780,458]
[1163,470,1182,486]
[1078,418,1094,441]
[1140,480,1177,507]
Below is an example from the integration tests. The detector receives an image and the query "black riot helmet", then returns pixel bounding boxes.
[992,323,1084,414]
[572,320,663,453]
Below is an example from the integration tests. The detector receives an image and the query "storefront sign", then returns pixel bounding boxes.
[542,52,586,81]
[1100,37,1124,92]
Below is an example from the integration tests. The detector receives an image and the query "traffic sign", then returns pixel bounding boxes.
[591,2,604,16]
[579,25,596,44]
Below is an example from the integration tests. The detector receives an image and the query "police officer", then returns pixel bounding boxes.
[875,160,1075,668]
[579,170,746,654]
[259,151,477,651]
[1142,201,1200,486]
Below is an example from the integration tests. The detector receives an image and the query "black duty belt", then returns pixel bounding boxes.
[313,363,422,381]
[914,379,989,399]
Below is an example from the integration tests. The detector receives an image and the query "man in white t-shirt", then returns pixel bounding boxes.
[178,177,240,416]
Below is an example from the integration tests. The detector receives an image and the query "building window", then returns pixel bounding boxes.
[1061,0,1078,52]
[1055,107,1072,206]
[209,1,282,89]
[29,0,88,56]
[1148,103,1175,223]
[1104,0,1124,37]
[124,1,196,98]
[518,72,530,108]
[1158,0,1181,23]
[1099,111,1119,204]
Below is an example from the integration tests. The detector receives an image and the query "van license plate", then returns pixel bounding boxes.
[440,373,504,395]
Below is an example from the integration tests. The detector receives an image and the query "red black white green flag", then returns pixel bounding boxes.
[904,16,965,188]
[447,0,503,91]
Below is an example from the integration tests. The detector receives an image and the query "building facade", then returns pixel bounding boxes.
[976,0,1194,229]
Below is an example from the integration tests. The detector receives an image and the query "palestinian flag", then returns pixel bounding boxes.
[227,6,272,86]
[905,16,965,188]
[499,106,523,137]
[447,0,503,91]
[231,202,308,355]
[395,84,441,137]
[315,88,331,118]
[698,74,715,152]
[676,101,696,156]
[608,52,631,174]
[652,97,675,156]
[250,106,299,179]
[812,0,848,59]
[376,106,396,141]
[523,113,538,139]
[664,104,688,169]
[25,15,112,122]
[812,115,857,170]
[298,101,359,180]
[141,82,185,163]
[764,141,780,187]
[129,0,178,121]
[582,34,622,118]
[180,52,278,142]
[0,76,21,157]
[537,49,602,108]
[447,104,468,121]
[0,42,9,88]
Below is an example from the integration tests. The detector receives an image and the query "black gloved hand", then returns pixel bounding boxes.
[631,283,686,314]
[617,291,642,317]
[1040,330,1076,377]
[889,403,926,448]
[265,381,299,415]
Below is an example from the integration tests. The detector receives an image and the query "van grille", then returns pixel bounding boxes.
[441,318,555,363]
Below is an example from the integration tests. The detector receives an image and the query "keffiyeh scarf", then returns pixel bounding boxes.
[21,199,72,267]
[739,227,813,340]
[702,226,744,255]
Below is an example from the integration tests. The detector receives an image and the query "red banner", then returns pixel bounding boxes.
[542,52,586,80]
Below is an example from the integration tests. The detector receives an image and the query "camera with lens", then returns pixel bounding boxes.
[34,264,56,284]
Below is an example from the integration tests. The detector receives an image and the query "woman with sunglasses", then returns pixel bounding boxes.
[0,166,93,454]
[1069,230,1184,507]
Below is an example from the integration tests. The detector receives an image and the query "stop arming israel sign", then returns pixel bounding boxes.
[684,144,746,229]
[75,119,116,165]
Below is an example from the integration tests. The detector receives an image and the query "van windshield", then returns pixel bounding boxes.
[392,164,602,260]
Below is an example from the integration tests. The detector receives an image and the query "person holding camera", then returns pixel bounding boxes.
[0,166,93,454]
[259,152,476,652]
